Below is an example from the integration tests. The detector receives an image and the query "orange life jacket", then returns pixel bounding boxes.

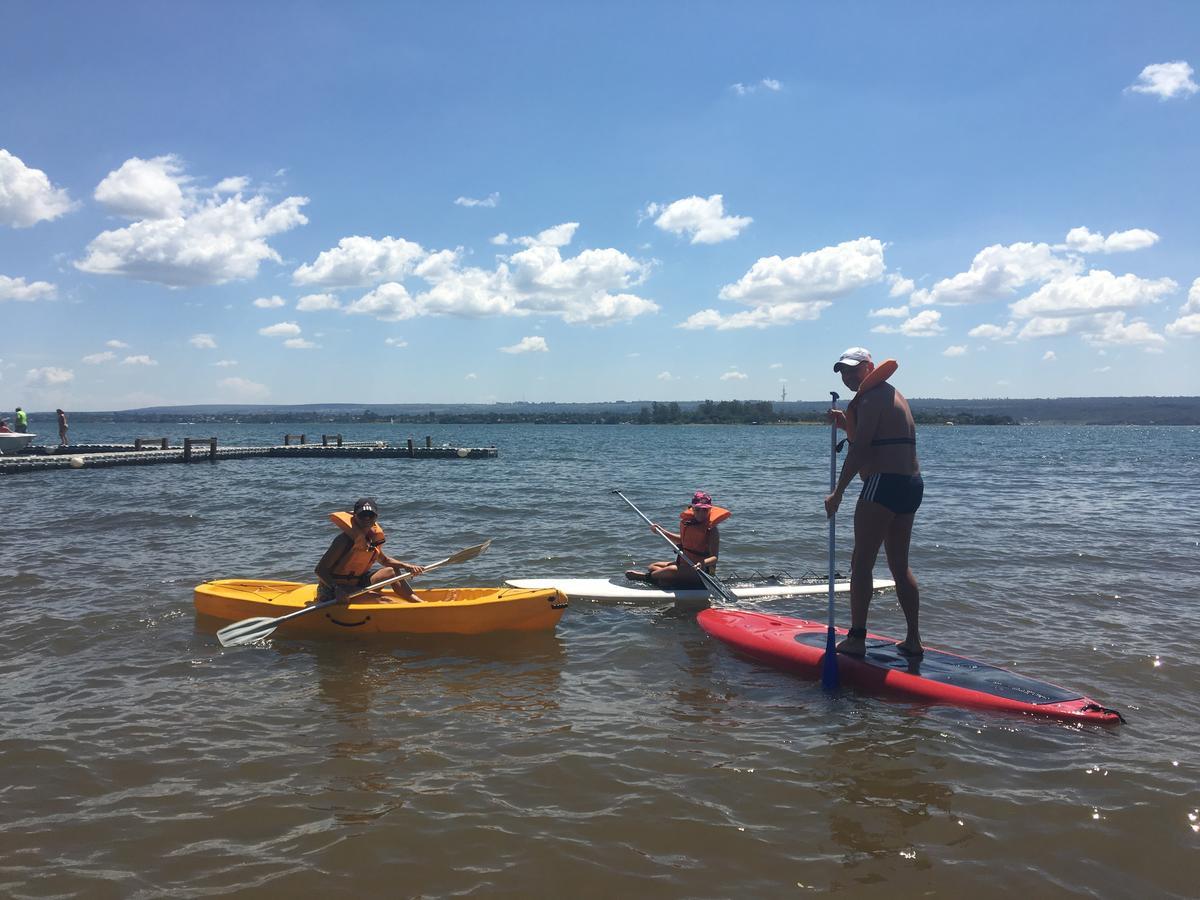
[677,505,731,571]
[844,359,898,442]
[328,511,386,577]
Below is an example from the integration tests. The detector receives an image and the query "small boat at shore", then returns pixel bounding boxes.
[194,579,568,637]
[504,575,896,605]
[0,432,36,453]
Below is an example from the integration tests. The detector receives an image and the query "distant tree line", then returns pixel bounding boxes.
[635,399,780,424]
[32,396,1200,425]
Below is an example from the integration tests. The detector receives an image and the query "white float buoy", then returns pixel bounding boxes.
[69,456,85,468]
[457,448,469,458]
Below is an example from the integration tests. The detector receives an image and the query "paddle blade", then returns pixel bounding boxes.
[443,539,491,566]
[821,626,839,690]
[216,616,281,647]
[698,569,740,607]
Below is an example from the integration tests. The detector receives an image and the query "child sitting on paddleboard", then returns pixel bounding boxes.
[627,491,730,589]
[315,498,426,603]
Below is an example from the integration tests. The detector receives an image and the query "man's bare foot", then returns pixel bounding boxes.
[895,641,924,658]
[836,636,866,656]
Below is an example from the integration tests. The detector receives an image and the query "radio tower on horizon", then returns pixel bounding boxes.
[780,383,787,404]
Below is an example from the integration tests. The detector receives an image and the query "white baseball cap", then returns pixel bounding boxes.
[833,347,873,372]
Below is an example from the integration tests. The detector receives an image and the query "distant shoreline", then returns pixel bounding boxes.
[12,395,1200,426]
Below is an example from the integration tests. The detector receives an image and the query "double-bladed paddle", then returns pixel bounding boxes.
[611,489,740,607]
[215,539,492,648]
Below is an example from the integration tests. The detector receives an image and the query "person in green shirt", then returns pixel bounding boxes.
[14,407,27,433]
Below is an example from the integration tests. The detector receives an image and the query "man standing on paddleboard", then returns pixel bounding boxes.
[824,348,924,658]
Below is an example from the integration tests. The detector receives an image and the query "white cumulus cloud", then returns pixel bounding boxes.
[1063,226,1160,254]
[189,333,217,349]
[719,237,886,307]
[283,337,318,350]
[296,292,341,312]
[336,224,657,326]
[1043,351,1057,361]
[657,371,673,380]
[515,222,579,248]
[887,273,915,297]
[1182,277,1200,314]
[911,242,1079,307]
[25,366,74,386]
[1127,61,1199,100]
[968,322,1017,340]
[345,282,420,321]
[293,235,426,287]
[259,321,302,337]
[731,78,783,95]
[679,302,831,330]
[643,194,752,244]
[213,359,238,367]
[0,149,75,227]
[1018,317,1073,340]
[454,192,499,208]
[93,155,187,219]
[384,337,408,348]
[121,355,158,366]
[1009,270,1176,318]
[218,376,269,401]
[500,335,549,354]
[0,274,56,302]
[82,351,116,364]
[720,370,748,381]
[688,237,884,329]
[943,345,967,357]
[215,176,249,194]
[1081,312,1166,348]
[1166,313,1200,337]
[253,295,286,308]
[78,157,308,287]
[106,339,129,348]
[870,304,909,318]
[872,309,945,337]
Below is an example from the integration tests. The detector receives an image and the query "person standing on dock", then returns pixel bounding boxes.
[823,347,924,658]
[315,498,427,603]
[56,409,68,445]
[14,408,27,433]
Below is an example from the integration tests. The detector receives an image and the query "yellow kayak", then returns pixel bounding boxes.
[194,579,568,636]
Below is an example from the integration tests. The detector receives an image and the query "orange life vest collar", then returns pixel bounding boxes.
[844,359,897,441]
[678,505,730,561]
[328,511,386,577]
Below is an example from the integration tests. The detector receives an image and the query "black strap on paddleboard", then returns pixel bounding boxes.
[1082,703,1127,724]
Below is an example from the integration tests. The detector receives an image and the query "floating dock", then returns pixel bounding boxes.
[0,435,497,476]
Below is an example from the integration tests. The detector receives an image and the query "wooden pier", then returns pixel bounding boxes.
[0,436,497,476]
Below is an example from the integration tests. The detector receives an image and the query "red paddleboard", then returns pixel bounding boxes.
[697,609,1124,725]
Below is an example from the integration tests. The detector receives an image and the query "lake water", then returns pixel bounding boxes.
[1,423,1197,897]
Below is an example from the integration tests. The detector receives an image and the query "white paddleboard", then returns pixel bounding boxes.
[503,576,897,605]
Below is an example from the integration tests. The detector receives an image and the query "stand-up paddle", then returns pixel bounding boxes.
[822,391,840,690]
[611,490,740,606]
[215,540,492,647]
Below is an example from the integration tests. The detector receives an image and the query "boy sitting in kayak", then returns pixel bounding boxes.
[627,491,729,589]
[315,498,426,603]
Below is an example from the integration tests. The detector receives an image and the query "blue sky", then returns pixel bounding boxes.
[2,2,1199,410]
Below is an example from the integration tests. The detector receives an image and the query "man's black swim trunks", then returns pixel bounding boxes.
[859,472,924,515]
